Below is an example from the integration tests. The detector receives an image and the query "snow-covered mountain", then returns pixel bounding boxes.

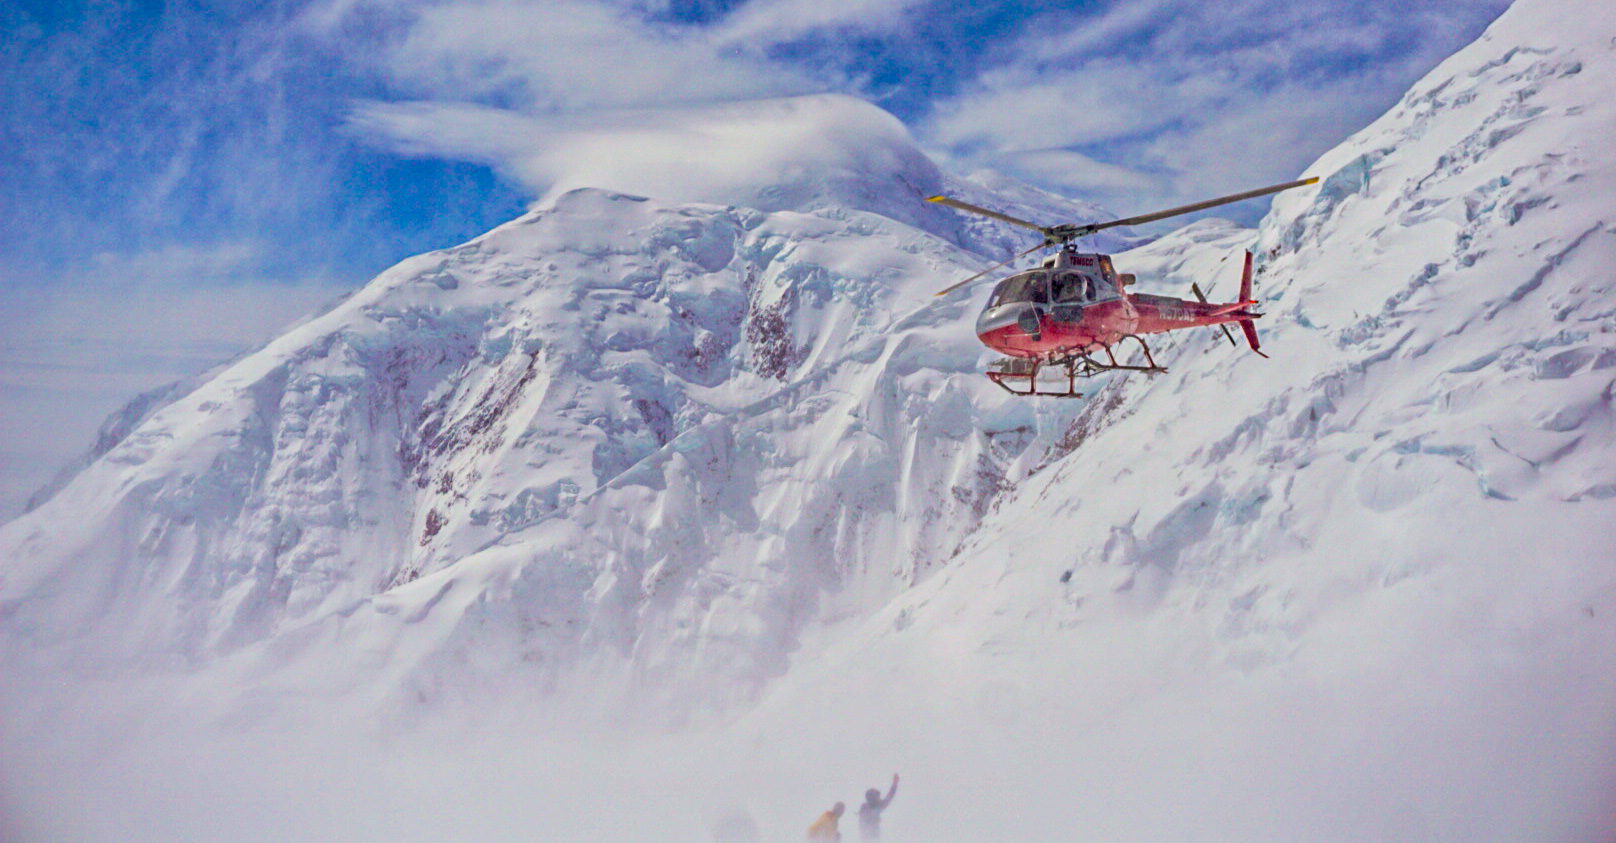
[0,94,1128,719]
[3,1,1614,841]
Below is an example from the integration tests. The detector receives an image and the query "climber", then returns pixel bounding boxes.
[806,801,845,842]
[857,773,899,840]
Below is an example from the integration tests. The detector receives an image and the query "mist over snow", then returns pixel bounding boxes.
[4,1,1616,842]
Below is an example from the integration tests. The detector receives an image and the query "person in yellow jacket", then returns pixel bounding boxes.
[806,801,845,841]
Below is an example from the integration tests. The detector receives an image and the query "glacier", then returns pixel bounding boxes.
[3,1,1615,841]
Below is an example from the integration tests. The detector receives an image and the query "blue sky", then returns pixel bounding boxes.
[0,0,1511,514]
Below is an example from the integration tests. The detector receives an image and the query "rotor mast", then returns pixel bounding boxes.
[927,176,1320,296]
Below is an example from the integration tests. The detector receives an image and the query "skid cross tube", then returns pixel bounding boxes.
[1079,335,1166,374]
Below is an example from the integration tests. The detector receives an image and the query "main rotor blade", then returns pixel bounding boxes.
[934,243,1047,298]
[926,195,1051,235]
[1075,176,1320,236]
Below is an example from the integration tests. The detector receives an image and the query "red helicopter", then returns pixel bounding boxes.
[928,177,1318,397]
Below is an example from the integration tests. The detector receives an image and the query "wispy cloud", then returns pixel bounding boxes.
[920,0,1512,217]
[338,0,821,112]
[318,0,1510,224]
[5,0,1517,279]
[0,244,346,517]
[712,0,926,43]
[998,148,1157,194]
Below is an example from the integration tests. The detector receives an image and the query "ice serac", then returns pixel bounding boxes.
[0,95,1109,714]
[737,1,1616,840]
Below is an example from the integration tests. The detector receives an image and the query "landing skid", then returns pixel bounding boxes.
[985,335,1166,398]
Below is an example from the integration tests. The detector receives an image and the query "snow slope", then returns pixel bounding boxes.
[4,2,1615,841]
[727,2,1616,841]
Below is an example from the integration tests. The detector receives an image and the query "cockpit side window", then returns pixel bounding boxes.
[1052,272,1095,303]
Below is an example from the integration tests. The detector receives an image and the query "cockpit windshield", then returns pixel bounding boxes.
[989,272,1048,307]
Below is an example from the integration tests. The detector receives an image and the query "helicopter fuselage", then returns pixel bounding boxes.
[928,178,1315,396]
[975,249,1261,361]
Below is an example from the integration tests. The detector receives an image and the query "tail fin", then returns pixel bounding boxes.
[1238,250,1254,303]
[1237,251,1269,358]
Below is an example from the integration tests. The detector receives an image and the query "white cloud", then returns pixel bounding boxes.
[85,241,268,286]
[347,93,939,214]
[925,64,1177,153]
[1126,76,1387,205]
[1015,0,1179,61]
[345,100,543,168]
[320,0,1508,225]
[308,0,951,131]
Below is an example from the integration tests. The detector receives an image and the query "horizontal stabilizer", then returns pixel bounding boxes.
[1241,318,1268,358]
[1207,301,1257,319]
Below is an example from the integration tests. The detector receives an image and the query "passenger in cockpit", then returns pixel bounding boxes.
[1053,271,1092,303]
